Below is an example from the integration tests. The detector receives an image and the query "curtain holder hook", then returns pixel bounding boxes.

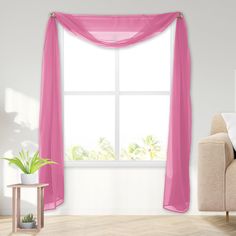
[50,12,56,18]
[178,12,184,19]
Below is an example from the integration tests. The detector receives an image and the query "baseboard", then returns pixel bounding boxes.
[1,208,234,216]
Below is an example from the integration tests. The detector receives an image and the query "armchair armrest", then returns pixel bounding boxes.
[198,133,234,211]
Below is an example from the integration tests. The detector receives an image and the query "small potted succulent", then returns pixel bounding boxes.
[2,149,56,184]
[21,213,36,229]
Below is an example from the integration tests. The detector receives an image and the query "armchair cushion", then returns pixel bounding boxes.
[222,113,236,152]
[211,113,227,135]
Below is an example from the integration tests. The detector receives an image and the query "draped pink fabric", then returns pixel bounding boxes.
[39,16,64,210]
[163,18,191,213]
[39,12,191,212]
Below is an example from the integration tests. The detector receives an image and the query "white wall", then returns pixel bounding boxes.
[0,0,236,215]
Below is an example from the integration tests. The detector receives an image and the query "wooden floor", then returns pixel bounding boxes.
[1,215,236,236]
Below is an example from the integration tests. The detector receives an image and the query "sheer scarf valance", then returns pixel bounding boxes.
[39,12,191,212]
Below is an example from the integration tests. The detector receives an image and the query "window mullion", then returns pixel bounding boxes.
[115,49,120,161]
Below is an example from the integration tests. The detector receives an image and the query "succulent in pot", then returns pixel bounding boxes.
[1,150,56,184]
[21,213,36,229]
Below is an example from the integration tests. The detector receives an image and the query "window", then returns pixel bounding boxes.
[60,23,175,165]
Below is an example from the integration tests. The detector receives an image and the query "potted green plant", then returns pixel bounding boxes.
[21,213,36,229]
[1,150,56,184]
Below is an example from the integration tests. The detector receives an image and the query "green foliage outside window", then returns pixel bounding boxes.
[66,135,166,161]
[121,135,163,160]
[66,137,115,161]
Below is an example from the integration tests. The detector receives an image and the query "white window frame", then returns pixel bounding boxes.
[60,23,175,168]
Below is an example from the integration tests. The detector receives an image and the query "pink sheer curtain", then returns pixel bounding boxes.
[39,16,64,210]
[39,12,191,212]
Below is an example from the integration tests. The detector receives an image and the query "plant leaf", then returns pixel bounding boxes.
[1,150,56,174]
[1,157,28,174]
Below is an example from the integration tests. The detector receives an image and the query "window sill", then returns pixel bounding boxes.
[64,160,166,168]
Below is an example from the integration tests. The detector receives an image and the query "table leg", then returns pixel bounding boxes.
[17,188,21,228]
[37,187,42,230]
[41,188,44,227]
[12,187,17,233]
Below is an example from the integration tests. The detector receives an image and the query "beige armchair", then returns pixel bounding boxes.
[198,114,236,221]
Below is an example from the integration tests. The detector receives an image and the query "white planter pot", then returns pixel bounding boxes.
[20,222,35,229]
[21,173,38,185]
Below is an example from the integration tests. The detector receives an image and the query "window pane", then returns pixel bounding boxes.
[63,30,115,91]
[119,26,172,91]
[64,95,115,160]
[120,95,169,161]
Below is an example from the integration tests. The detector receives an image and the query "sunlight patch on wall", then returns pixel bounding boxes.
[5,88,39,130]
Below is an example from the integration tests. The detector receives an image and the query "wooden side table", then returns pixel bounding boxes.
[8,183,48,233]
